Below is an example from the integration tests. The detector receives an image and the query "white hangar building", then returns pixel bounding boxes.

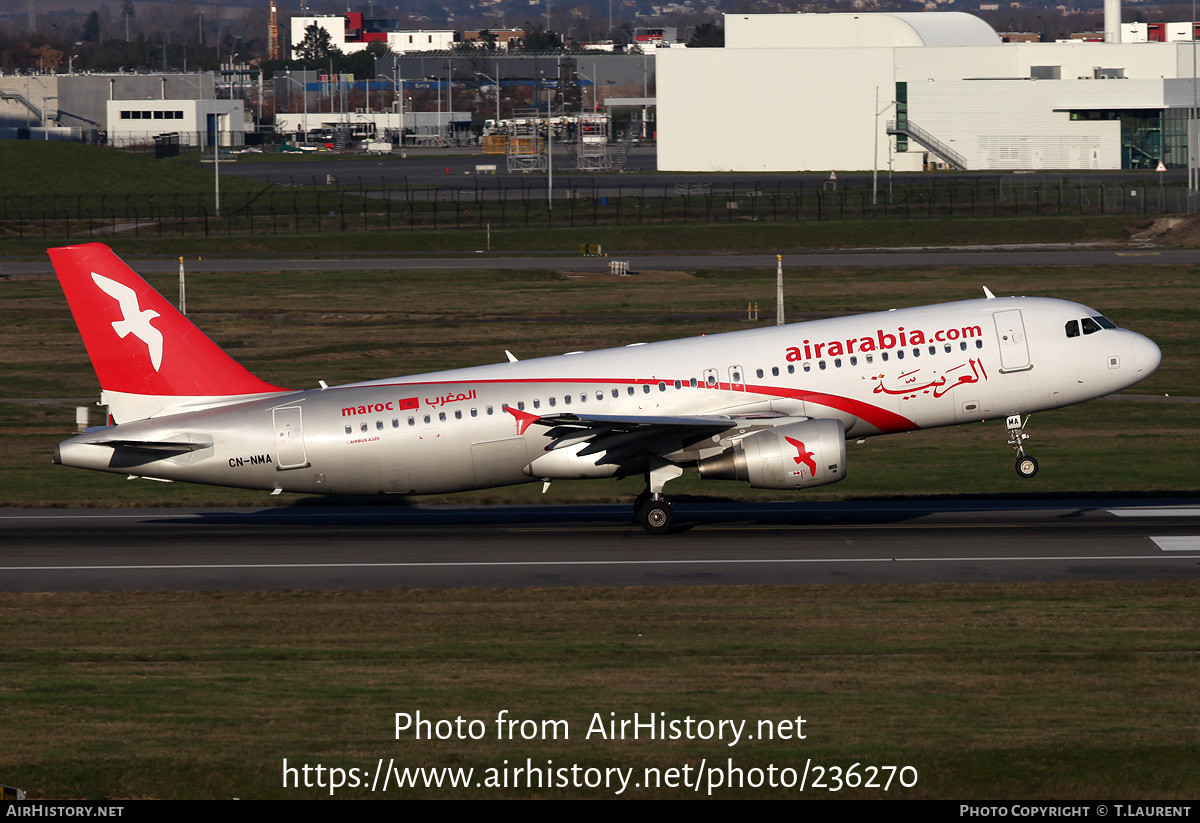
[657,11,1200,172]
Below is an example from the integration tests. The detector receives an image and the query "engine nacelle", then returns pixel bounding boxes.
[697,418,846,490]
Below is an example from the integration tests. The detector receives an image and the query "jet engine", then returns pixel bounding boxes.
[697,418,846,490]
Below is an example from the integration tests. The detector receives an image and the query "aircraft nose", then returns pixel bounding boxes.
[1132,333,1162,378]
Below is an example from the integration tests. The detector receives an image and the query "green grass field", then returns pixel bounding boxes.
[2,583,1198,799]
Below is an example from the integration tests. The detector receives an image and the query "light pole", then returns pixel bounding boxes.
[873,86,896,206]
[42,96,57,139]
[229,53,239,100]
[1192,0,1197,206]
[445,63,455,143]
[393,57,406,156]
[279,73,308,137]
[543,71,554,211]
[214,110,222,217]
[576,68,596,114]
[476,71,500,125]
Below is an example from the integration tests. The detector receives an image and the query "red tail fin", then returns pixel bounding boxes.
[49,243,286,401]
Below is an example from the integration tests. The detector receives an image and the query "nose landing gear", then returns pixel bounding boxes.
[1006,414,1039,478]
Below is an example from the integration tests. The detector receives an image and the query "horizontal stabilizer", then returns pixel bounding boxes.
[85,439,211,454]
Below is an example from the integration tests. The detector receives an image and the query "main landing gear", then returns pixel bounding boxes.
[1006,414,1039,478]
[634,463,683,534]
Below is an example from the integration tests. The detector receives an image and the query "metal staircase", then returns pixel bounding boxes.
[612,113,641,173]
[886,118,967,171]
[0,90,43,122]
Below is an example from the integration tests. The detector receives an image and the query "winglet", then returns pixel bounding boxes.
[982,286,996,300]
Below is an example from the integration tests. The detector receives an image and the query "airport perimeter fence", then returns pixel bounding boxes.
[0,177,1187,241]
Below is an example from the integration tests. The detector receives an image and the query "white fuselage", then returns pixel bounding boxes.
[55,296,1161,496]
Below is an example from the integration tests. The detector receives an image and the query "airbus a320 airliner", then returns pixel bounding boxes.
[49,243,1161,533]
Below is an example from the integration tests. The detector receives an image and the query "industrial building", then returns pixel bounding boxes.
[0,73,246,148]
[290,14,456,56]
[657,11,1200,172]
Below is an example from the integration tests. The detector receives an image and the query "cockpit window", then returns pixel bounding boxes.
[1065,320,1080,338]
[1093,315,1117,330]
[1081,317,1103,335]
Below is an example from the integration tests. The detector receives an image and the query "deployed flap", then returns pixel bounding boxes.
[531,412,737,468]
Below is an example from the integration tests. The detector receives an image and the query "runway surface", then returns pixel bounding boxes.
[2,499,1198,592]
[6,247,1200,277]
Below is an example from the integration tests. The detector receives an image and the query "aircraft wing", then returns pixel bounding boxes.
[531,411,794,466]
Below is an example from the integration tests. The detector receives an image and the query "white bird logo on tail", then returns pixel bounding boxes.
[91,272,164,371]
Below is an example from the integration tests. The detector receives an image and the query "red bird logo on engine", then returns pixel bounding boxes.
[784,436,817,478]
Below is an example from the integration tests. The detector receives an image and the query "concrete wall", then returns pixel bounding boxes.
[105,99,245,147]
[0,73,216,139]
[658,21,1193,172]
